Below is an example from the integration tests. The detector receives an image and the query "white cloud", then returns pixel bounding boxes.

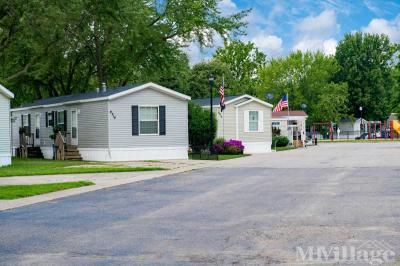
[362,15,400,43]
[293,38,337,55]
[218,0,238,16]
[251,34,284,57]
[296,10,339,38]
[292,10,339,55]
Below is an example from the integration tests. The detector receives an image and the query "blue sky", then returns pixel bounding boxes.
[186,0,400,64]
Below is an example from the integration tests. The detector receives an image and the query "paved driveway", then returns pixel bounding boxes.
[1,143,400,265]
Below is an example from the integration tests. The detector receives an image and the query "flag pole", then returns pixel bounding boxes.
[287,92,289,117]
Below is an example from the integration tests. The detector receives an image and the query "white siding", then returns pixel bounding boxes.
[11,101,109,149]
[238,101,272,143]
[78,101,108,148]
[109,88,188,148]
[0,94,11,154]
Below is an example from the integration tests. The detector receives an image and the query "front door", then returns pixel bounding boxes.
[71,110,78,146]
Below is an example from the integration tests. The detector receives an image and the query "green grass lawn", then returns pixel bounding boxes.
[272,146,296,151]
[217,154,250,160]
[189,154,249,160]
[0,158,166,177]
[0,181,94,200]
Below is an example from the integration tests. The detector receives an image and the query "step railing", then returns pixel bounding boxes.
[54,131,66,160]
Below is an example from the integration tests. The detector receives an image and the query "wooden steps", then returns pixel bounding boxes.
[64,145,83,161]
[27,147,43,158]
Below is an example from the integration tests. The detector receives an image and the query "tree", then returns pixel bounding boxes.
[257,51,348,123]
[392,51,400,114]
[214,40,266,95]
[335,32,397,120]
[188,101,216,147]
[0,0,249,106]
[187,60,235,99]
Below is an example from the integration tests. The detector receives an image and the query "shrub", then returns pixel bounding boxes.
[188,102,217,148]
[223,139,244,154]
[213,137,225,146]
[224,145,241,155]
[212,143,224,154]
[272,136,289,147]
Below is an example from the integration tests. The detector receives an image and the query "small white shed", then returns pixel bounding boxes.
[0,84,14,166]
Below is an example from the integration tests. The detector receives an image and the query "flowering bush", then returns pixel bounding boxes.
[223,139,244,154]
[212,143,224,154]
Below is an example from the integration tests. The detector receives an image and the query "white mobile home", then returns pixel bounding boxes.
[0,84,14,166]
[271,111,308,144]
[193,95,273,153]
[11,83,191,161]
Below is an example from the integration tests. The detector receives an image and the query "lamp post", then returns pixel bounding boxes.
[209,76,214,147]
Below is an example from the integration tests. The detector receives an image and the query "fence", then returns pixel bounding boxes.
[307,122,400,141]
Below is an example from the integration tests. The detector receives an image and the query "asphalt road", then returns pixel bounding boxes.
[1,143,400,265]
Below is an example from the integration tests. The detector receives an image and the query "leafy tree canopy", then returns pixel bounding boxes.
[335,32,397,121]
[257,51,348,123]
[214,40,266,95]
[0,0,249,107]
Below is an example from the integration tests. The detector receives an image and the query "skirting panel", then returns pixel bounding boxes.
[243,142,272,154]
[79,147,189,161]
[0,153,11,167]
[40,147,54,160]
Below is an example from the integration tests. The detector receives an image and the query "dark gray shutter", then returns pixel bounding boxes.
[45,112,48,127]
[159,106,166,135]
[63,110,67,132]
[132,105,139,136]
[21,114,23,127]
[28,114,31,135]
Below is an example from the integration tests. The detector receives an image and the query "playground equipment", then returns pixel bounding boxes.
[391,120,400,135]
[308,119,400,142]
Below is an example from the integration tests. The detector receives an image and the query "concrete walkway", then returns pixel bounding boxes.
[0,159,215,211]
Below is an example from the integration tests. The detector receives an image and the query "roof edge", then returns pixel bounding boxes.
[0,84,14,99]
[11,82,190,112]
[234,95,273,108]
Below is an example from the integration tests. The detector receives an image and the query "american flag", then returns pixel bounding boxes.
[273,94,288,112]
[219,77,225,111]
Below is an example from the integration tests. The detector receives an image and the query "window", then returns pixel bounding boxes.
[248,111,259,132]
[57,111,65,130]
[35,114,40,138]
[272,121,280,126]
[22,114,29,128]
[47,112,53,127]
[139,106,159,135]
[71,110,77,138]
[288,120,297,126]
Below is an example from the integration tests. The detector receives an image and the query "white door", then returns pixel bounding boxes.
[71,110,78,145]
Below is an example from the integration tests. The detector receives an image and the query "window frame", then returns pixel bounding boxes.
[47,112,53,127]
[272,121,280,126]
[22,114,29,128]
[248,110,259,132]
[35,113,40,139]
[56,110,65,129]
[138,106,159,135]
